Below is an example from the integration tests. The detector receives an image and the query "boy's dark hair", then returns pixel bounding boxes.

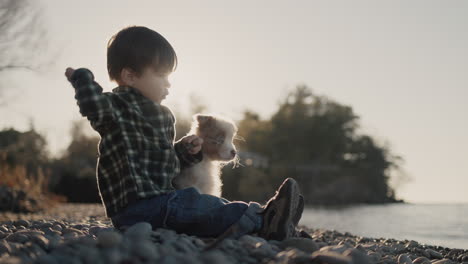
[107,26,178,81]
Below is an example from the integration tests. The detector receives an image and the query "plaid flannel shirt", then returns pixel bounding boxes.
[69,68,202,218]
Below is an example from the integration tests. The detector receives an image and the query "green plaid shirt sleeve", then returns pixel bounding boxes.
[69,69,115,130]
[69,68,202,218]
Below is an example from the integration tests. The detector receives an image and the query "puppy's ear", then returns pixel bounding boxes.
[194,114,214,127]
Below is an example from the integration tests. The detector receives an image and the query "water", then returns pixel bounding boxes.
[299,203,468,249]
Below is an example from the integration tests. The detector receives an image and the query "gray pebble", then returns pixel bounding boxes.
[393,243,406,254]
[88,226,103,236]
[13,220,30,228]
[130,240,159,261]
[319,244,352,254]
[432,259,457,264]
[5,242,23,253]
[154,228,178,242]
[0,240,12,255]
[343,248,372,264]
[97,231,122,248]
[51,224,62,232]
[412,256,431,264]
[48,253,74,264]
[0,256,23,264]
[159,254,202,264]
[62,227,84,235]
[16,230,45,236]
[28,233,50,250]
[311,250,353,264]
[39,222,54,229]
[268,240,281,247]
[251,242,277,259]
[36,254,60,264]
[280,237,319,253]
[63,232,81,241]
[172,239,197,254]
[192,238,205,248]
[52,221,65,227]
[379,245,394,253]
[45,233,62,249]
[397,253,412,264]
[367,251,382,262]
[158,244,178,256]
[77,246,102,264]
[72,224,86,229]
[405,240,419,248]
[100,248,122,263]
[238,235,266,248]
[5,233,29,244]
[316,241,328,248]
[426,248,443,259]
[124,222,152,239]
[220,238,237,249]
[24,243,47,259]
[358,237,372,243]
[415,248,431,258]
[199,250,234,264]
[461,254,468,262]
[40,227,59,237]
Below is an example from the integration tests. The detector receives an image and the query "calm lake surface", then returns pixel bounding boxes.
[299,203,468,250]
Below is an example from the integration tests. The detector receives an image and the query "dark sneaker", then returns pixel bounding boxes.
[293,195,304,226]
[258,178,301,241]
[292,195,313,239]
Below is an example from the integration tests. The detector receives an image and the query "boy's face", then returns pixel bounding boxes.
[126,67,172,104]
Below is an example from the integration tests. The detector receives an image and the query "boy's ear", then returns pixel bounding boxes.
[120,68,135,86]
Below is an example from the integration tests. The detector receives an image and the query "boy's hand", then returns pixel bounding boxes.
[182,135,204,155]
[65,67,75,82]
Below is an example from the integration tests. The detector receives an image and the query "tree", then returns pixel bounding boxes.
[224,85,407,204]
[269,85,358,164]
[0,0,50,106]
[0,126,63,212]
[0,126,49,179]
[49,120,101,203]
[235,110,270,153]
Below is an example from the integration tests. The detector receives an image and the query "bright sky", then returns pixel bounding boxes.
[1,0,467,204]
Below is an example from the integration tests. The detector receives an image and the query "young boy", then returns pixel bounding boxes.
[65,26,304,240]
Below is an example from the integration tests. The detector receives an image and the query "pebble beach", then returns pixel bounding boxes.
[0,203,467,264]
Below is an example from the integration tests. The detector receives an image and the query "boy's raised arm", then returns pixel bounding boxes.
[66,67,114,130]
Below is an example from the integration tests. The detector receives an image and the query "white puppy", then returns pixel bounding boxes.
[172,114,239,197]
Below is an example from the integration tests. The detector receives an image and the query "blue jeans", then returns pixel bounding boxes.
[110,187,263,238]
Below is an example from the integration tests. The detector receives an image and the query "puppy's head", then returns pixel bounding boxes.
[190,114,238,162]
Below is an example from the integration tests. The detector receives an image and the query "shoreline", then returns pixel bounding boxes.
[300,203,468,251]
[0,203,467,263]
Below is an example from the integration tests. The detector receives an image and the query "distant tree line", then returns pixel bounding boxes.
[222,85,405,205]
[0,122,100,203]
